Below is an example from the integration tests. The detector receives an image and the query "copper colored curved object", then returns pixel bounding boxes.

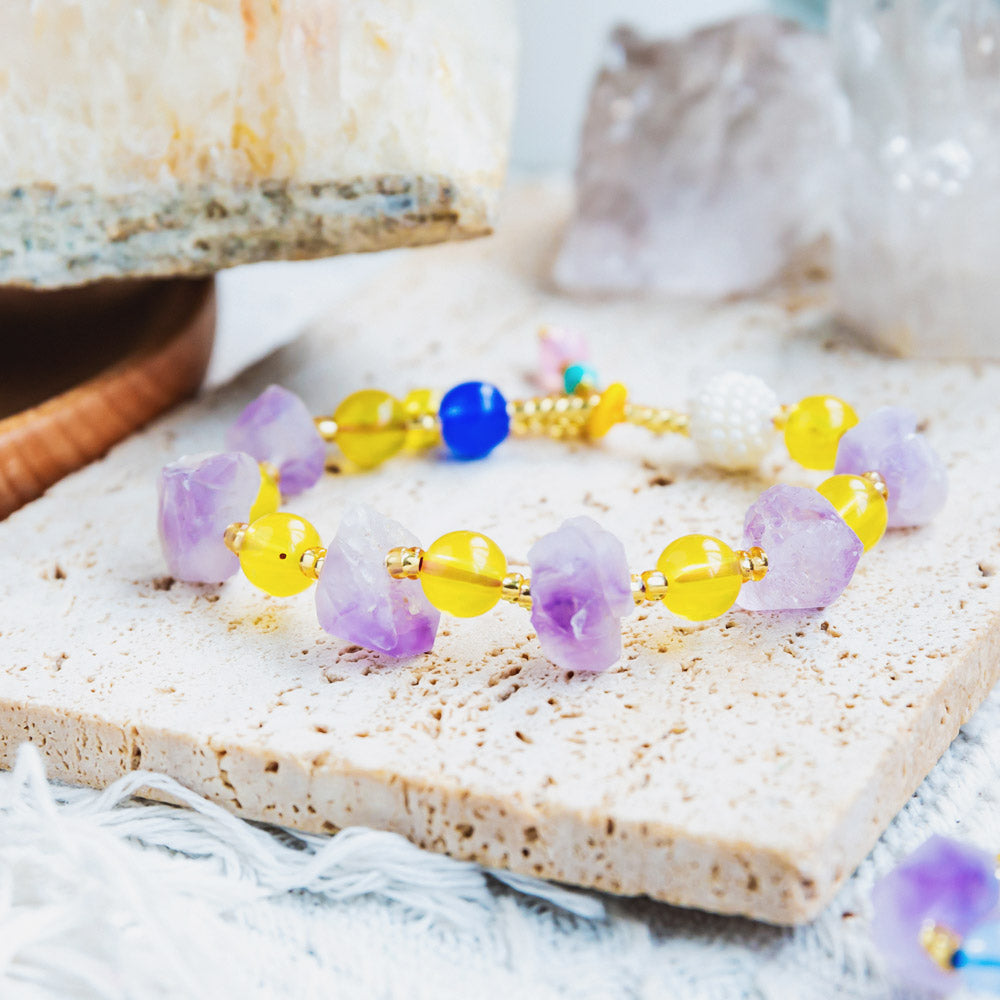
[0,278,216,520]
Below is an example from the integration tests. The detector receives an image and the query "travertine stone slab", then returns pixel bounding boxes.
[1,180,998,924]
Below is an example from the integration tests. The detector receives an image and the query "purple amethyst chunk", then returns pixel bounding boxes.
[315,504,439,658]
[872,836,999,993]
[226,385,326,497]
[835,407,948,528]
[158,451,259,583]
[737,485,862,611]
[528,516,633,672]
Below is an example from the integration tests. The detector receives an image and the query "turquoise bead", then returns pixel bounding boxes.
[955,919,1000,992]
[564,363,598,394]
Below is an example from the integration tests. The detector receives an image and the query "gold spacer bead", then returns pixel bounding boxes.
[500,572,533,610]
[737,546,769,583]
[385,546,424,580]
[861,470,890,501]
[223,522,249,554]
[299,547,327,580]
[507,393,597,439]
[631,570,668,603]
[918,921,962,972]
[623,402,690,436]
[314,416,339,442]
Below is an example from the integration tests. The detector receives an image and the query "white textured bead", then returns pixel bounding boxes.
[688,372,779,471]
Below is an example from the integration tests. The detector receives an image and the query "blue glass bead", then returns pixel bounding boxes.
[955,920,1000,992]
[439,381,510,460]
[564,363,598,394]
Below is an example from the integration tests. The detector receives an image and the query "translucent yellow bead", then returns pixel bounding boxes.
[656,534,743,621]
[238,513,322,597]
[333,389,407,468]
[249,463,281,522]
[817,474,888,551]
[586,382,628,439]
[402,388,442,451]
[419,530,507,617]
[783,395,859,470]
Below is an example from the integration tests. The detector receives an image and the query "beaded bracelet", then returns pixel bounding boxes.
[157,328,947,672]
[873,836,1000,994]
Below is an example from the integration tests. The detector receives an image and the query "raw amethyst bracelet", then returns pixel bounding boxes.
[873,837,1000,994]
[157,328,947,672]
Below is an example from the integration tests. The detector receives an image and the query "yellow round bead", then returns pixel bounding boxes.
[333,389,407,468]
[249,463,281,522]
[402,388,442,451]
[420,530,507,618]
[817,474,888,551]
[783,395,859,470]
[586,382,629,439]
[656,534,742,621]
[238,513,322,597]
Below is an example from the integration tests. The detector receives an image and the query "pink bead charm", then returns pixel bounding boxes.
[538,326,589,393]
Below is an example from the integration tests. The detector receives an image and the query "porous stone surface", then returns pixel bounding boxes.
[0,0,515,288]
[0,180,998,926]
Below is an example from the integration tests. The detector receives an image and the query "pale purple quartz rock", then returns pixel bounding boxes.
[528,516,633,672]
[872,836,999,993]
[226,385,326,497]
[315,504,439,658]
[736,485,862,611]
[834,406,948,528]
[157,451,260,583]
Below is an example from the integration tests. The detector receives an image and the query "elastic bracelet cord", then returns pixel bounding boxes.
[157,328,947,672]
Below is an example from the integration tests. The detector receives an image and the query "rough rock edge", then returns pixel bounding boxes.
[0,174,493,289]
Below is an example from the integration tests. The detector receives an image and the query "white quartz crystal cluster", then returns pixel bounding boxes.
[0,0,516,287]
[830,0,1000,359]
[554,15,839,299]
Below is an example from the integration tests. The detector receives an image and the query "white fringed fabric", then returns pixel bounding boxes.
[2,686,998,999]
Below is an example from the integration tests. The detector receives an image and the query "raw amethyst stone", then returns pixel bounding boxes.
[158,451,260,583]
[528,516,633,672]
[736,485,862,611]
[834,407,948,528]
[315,504,439,658]
[872,836,999,993]
[226,385,326,497]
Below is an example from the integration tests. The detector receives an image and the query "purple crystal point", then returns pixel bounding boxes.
[872,836,999,992]
[158,451,260,583]
[226,385,326,497]
[736,485,862,611]
[835,407,948,528]
[315,504,439,658]
[528,516,633,672]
